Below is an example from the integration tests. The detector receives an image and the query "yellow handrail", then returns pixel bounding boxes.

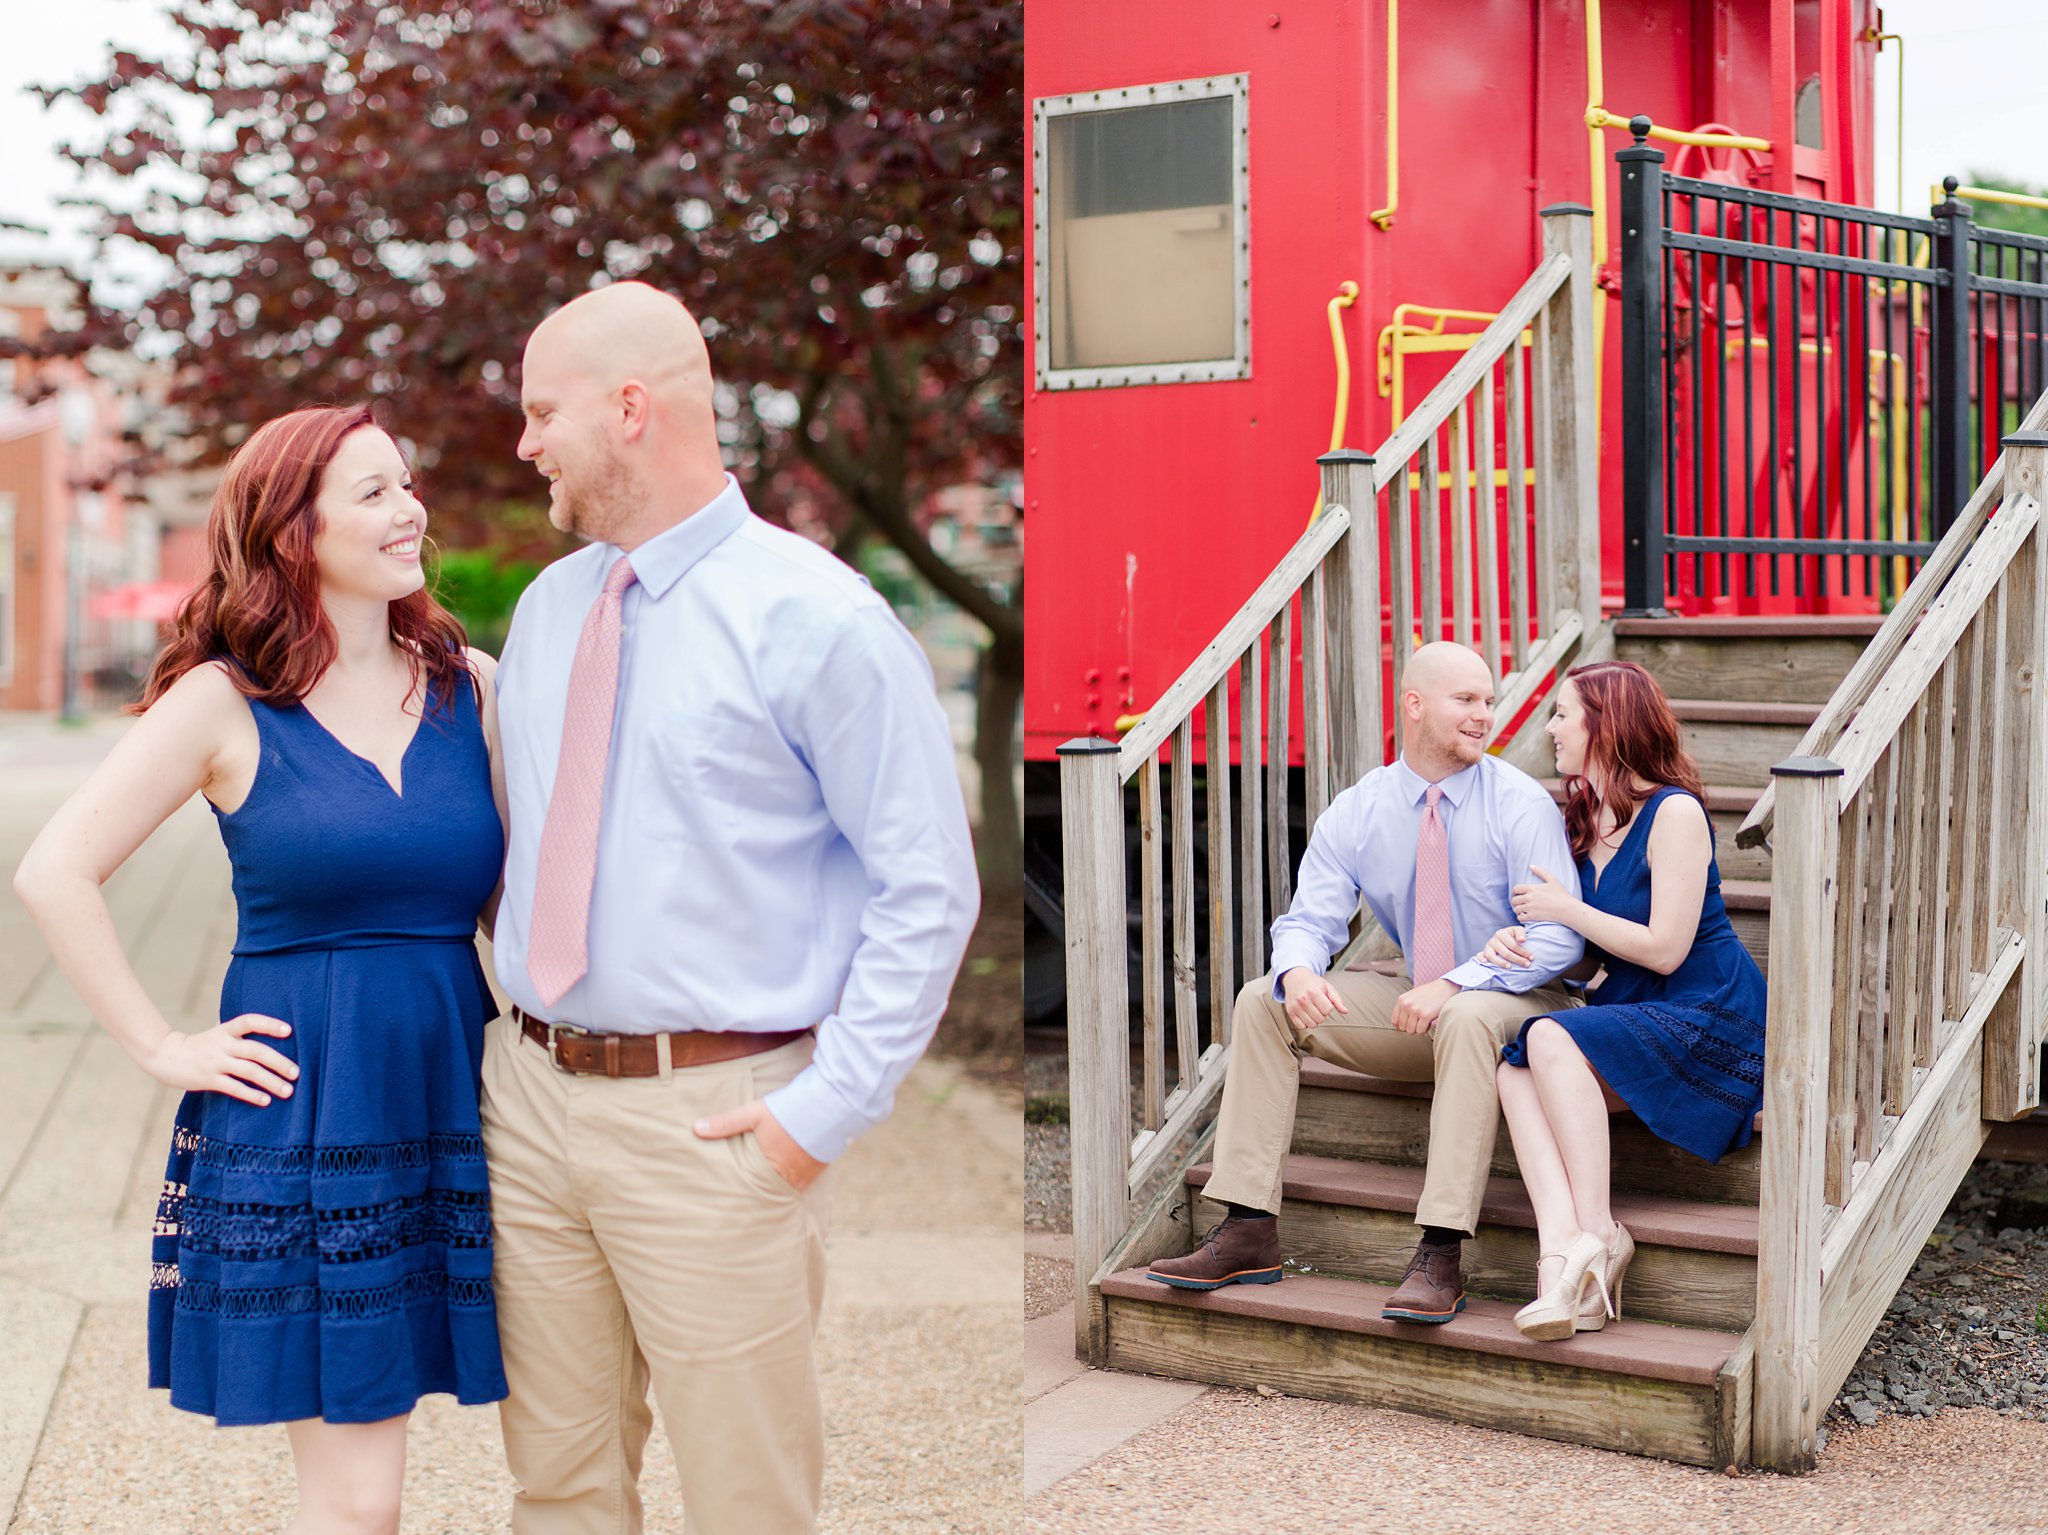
[1584,105,1770,153]
[1938,181,2048,214]
[1369,0,1398,230]
[1581,0,1774,415]
[1376,303,1530,424]
[1869,30,1903,213]
[1307,281,1362,528]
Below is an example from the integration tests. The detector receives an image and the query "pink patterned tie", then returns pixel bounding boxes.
[1411,785,1455,986]
[527,554,638,1008]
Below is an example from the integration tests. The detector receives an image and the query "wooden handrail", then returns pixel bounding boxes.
[1754,431,2048,1470]
[1738,388,2048,848]
[1827,496,2040,804]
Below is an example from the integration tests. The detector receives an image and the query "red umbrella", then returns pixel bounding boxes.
[89,580,195,624]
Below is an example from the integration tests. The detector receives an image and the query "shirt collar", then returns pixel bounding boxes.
[607,473,749,600]
[1393,754,1481,808]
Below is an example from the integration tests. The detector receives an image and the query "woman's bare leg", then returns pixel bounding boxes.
[1497,1051,1578,1293]
[1523,1018,1617,1245]
[283,1414,408,1535]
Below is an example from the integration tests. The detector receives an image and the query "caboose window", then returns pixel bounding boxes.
[1034,74,1250,390]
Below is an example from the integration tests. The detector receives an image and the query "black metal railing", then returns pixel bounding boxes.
[1619,118,2048,612]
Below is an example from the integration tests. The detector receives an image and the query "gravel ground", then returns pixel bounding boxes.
[1026,1391,2048,1534]
[1027,1254,1073,1321]
[1826,1159,2048,1429]
[1026,1033,1072,1235]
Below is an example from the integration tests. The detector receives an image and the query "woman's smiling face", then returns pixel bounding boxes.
[309,428,427,604]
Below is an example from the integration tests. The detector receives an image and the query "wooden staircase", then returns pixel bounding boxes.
[1093,617,1875,1467]
[1060,213,2048,1475]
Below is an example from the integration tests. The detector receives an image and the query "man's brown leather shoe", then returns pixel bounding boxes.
[1380,1238,1466,1323]
[1146,1212,1283,1290]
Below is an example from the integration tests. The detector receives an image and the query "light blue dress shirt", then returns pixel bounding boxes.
[494,475,981,1162]
[1268,754,1584,995]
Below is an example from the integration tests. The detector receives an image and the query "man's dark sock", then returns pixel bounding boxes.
[1420,1225,1464,1248]
[1223,1202,1274,1220]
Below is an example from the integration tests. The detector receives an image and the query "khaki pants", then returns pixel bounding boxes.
[1204,969,1579,1232]
[480,1015,834,1535]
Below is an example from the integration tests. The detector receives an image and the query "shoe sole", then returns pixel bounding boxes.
[1380,1294,1467,1323]
[1145,1266,1283,1290]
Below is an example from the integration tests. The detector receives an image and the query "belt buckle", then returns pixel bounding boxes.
[548,1021,595,1075]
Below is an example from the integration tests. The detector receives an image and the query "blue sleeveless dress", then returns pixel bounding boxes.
[1500,786,1768,1164]
[146,672,509,1425]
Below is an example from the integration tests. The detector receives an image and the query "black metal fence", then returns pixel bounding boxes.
[1618,118,2048,612]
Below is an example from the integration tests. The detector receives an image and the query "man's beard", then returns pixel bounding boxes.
[555,447,640,543]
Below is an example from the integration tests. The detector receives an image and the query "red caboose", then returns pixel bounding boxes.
[1024,0,1881,758]
[1022,2,1889,1011]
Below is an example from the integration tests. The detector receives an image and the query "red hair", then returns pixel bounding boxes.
[1559,660,1706,860]
[137,405,471,713]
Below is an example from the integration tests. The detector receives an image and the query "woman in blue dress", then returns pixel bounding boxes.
[1479,660,1768,1341]
[14,405,507,1531]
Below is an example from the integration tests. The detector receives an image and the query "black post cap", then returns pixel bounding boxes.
[1538,202,1595,217]
[1056,736,1119,756]
[1317,449,1376,466]
[1629,115,1653,143]
[2001,432,2048,450]
[1770,755,1845,779]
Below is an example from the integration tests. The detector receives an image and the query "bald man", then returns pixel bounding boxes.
[481,283,980,1535]
[1149,643,1585,1323]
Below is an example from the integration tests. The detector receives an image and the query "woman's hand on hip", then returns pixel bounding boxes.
[141,1014,298,1106]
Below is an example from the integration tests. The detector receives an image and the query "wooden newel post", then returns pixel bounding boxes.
[1535,201,1599,639]
[1057,736,1131,1360]
[1319,449,1380,787]
[1754,755,1844,1472]
[1991,433,2048,1118]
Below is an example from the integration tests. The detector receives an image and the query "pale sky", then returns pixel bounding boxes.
[3,1,2047,284]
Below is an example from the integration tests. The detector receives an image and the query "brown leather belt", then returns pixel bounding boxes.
[516,1008,811,1077]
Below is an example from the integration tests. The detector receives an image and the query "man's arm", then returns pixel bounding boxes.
[743,606,979,1165]
[1267,792,1368,998]
[1442,785,1584,993]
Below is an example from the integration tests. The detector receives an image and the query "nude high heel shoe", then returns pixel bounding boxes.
[1575,1223,1634,1333]
[1513,1230,1612,1342]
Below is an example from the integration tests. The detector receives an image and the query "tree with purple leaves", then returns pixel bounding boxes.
[36,0,1022,893]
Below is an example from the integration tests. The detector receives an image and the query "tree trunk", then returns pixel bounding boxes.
[975,626,1024,900]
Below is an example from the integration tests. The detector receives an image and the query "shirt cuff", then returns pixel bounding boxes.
[762,1070,864,1165]
[1444,959,1565,994]
[1267,942,1329,1000]
[1443,960,1510,992]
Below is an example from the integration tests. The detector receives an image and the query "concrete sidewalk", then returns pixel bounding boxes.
[0,713,1021,1533]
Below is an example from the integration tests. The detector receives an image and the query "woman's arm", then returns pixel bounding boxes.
[1510,794,1711,976]
[468,646,506,941]
[12,664,297,1103]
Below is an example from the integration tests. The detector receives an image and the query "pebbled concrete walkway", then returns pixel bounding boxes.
[0,713,1021,1534]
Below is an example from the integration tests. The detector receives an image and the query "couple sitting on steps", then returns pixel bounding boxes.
[1149,643,1769,1340]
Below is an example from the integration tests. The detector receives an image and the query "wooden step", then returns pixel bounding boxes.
[1098,1268,1751,1466]
[1538,779,1772,883]
[1721,879,1771,972]
[1294,1058,1763,1205]
[1668,699,1820,787]
[1615,616,1879,705]
[1188,1155,1757,1330]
